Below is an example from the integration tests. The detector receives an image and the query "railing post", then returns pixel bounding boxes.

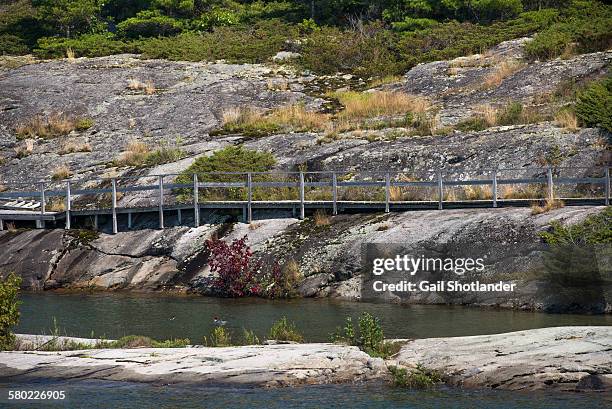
[332,172,338,215]
[38,182,45,229]
[0,219,3,231]
[65,181,71,229]
[547,166,554,200]
[158,175,164,229]
[437,170,443,210]
[492,168,498,208]
[247,172,252,223]
[177,208,182,225]
[193,173,199,227]
[111,178,118,234]
[299,172,305,220]
[605,167,610,206]
[385,172,390,213]
[128,212,132,229]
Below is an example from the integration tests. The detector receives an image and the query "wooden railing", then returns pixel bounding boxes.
[0,166,609,232]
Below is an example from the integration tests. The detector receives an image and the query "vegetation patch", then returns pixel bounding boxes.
[15,113,93,140]
[389,364,443,389]
[0,272,21,350]
[331,312,402,359]
[268,316,304,343]
[575,76,611,132]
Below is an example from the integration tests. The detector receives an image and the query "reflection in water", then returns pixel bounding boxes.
[17,292,612,342]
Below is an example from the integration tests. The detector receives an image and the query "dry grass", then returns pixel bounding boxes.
[554,110,578,131]
[0,184,7,192]
[116,141,150,167]
[463,185,493,200]
[413,113,439,136]
[51,165,72,181]
[502,184,544,199]
[248,222,261,230]
[331,91,430,120]
[15,139,35,158]
[47,198,66,212]
[59,141,92,155]
[477,105,499,127]
[531,198,565,215]
[127,79,156,95]
[266,78,289,91]
[368,75,403,88]
[5,221,17,231]
[313,210,330,226]
[222,105,329,135]
[66,47,75,61]
[15,113,91,139]
[482,59,525,89]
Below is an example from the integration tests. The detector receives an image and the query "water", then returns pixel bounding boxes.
[17,292,612,342]
[1,379,609,408]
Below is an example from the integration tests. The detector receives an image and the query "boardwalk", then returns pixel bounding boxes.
[0,166,609,233]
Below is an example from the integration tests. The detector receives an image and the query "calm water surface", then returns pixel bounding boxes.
[1,379,610,409]
[17,292,612,341]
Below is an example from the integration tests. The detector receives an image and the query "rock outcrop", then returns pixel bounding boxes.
[393,326,612,392]
[3,327,610,392]
[0,343,386,387]
[1,206,609,312]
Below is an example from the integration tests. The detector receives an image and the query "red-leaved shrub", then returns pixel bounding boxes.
[206,235,263,297]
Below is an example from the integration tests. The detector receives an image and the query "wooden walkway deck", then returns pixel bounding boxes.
[0,166,609,232]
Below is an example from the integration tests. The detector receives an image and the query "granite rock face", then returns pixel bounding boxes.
[392,326,612,392]
[4,327,610,392]
[0,343,386,387]
[1,206,609,313]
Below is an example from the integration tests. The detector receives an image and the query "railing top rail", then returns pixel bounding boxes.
[1,165,610,186]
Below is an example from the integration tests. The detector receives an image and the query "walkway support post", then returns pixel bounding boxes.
[547,166,554,201]
[193,174,199,227]
[0,219,3,231]
[332,172,338,215]
[492,168,498,208]
[247,172,253,223]
[605,167,610,206]
[299,172,305,220]
[38,182,45,229]
[437,170,443,210]
[65,181,71,229]
[158,175,164,229]
[385,172,391,213]
[111,178,118,234]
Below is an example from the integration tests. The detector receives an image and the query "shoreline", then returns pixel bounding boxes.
[3,327,610,393]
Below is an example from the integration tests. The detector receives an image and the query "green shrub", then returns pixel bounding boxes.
[205,326,233,347]
[35,34,137,59]
[389,364,443,389]
[300,23,402,78]
[193,8,240,31]
[117,11,184,39]
[0,272,21,351]
[392,17,439,32]
[524,2,612,61]
[496,102,524,125]
[0,34,29,55]
[268,317,304,342]
[575,76,611,132]
[330,312,400,358]
[139,20,294,63]
[242,328,260,345]
[540,207,612,245]
[455,117,489,132]
[358,311,384,354]
[175,146,276,201]
[523,28,572,60]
